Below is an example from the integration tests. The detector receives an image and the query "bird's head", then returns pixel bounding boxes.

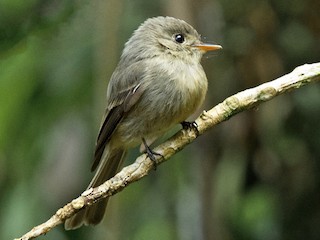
[121,16,222,64]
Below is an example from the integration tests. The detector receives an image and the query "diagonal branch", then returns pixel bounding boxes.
[15,62,320,240]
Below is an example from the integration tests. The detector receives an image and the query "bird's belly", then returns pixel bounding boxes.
[115,73,207,147]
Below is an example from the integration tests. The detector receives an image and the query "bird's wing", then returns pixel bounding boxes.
[91,82,143,171]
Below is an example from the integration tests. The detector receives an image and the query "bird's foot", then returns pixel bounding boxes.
[142,138,163,170]
[180,121,199,136]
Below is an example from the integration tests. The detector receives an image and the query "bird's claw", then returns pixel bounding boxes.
[181,121,200,136]
[142,138,163,170]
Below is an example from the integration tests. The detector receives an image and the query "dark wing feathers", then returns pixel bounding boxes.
[91,83,143,171]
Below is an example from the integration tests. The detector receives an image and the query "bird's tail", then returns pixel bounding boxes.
[64,146,126,230]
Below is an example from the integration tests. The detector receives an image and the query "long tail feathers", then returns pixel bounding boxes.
[64,147,126,230]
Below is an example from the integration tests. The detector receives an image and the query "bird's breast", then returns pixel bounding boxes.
[144,59,208,123]
[115,58,208,147]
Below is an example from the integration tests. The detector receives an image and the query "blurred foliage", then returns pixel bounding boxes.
[0,0,319,239]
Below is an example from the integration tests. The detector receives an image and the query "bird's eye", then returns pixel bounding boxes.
[174,34,185,43]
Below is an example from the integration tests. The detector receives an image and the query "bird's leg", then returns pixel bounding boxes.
[142,138,163,170]
[180,121,199,136]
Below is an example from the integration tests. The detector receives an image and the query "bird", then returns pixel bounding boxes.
[65,16,222,230]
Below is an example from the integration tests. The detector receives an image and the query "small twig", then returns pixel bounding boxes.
[15,63,320,240]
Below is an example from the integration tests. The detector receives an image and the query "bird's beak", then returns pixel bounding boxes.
[192,42,222,52]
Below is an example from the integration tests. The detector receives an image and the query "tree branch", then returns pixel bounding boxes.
[15,63,320,240]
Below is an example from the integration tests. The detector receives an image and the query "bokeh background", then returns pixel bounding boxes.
[1,0,319,239]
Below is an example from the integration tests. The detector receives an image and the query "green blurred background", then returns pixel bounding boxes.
[1,0,319,239]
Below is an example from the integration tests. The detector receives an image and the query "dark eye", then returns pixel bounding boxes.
[174,34,185,43]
